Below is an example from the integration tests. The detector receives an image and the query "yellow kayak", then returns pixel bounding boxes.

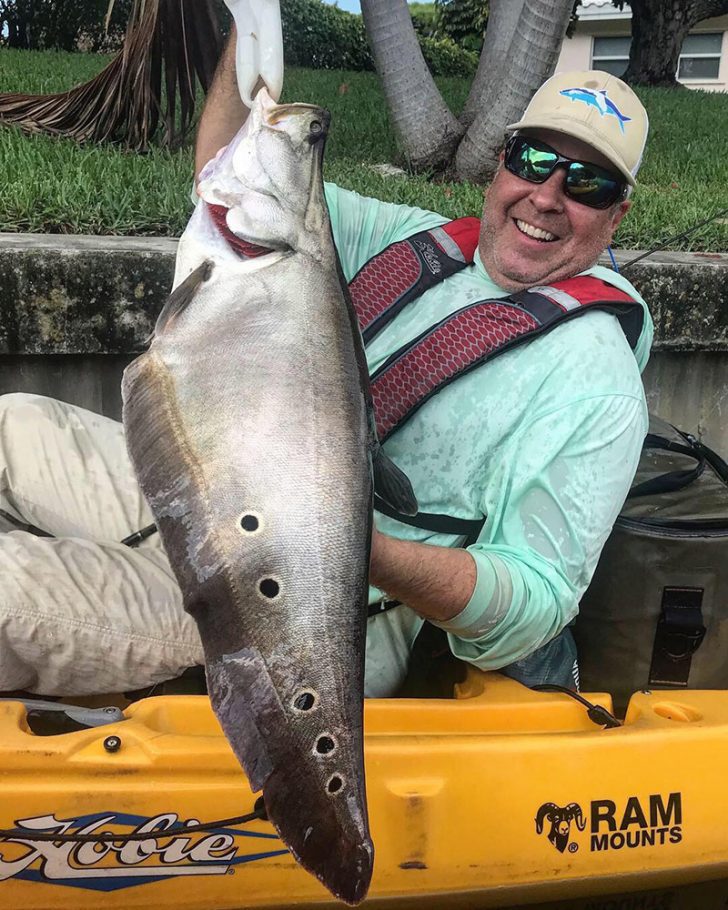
[2,669,728,909]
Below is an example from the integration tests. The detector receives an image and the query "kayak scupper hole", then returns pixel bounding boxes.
[327,774,344,795]
[652,702,702,723]
[258,577,280,600]
[293,690,318,712]
[239,513,261,534]
[315,734,336,756]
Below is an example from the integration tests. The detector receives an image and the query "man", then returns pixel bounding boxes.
[0,54,652,698]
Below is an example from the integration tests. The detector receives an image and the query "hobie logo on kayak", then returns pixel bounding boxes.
[535,793,683,854]
[0,811,288,892]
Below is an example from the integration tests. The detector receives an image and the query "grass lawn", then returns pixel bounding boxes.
[0,47,727,250]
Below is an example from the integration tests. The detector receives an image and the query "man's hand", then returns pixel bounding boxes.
[369,526,477,623]
[195,26,251,181]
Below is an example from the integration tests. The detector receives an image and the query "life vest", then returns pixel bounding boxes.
[349,216,645,549]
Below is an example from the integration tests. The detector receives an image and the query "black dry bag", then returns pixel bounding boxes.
[575,415,728,712]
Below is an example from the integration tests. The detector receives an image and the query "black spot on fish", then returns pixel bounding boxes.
[315,735,336,755]
[327,775,344,794]
[259,578,279,599]
[240,514,259,532]
[293,691,317,712]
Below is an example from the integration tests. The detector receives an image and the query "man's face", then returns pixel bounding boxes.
[479,129,631,292]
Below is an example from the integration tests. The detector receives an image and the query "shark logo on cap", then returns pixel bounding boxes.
[559,88,631,132]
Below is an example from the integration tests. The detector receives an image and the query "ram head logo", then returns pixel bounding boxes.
[535,802,586,853]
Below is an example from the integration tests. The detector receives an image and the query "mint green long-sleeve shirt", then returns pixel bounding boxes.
[324,183,654,698]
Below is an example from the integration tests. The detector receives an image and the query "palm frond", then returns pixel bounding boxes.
[0,0,224,150]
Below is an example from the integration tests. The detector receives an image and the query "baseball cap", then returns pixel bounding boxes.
[506,70,649,186]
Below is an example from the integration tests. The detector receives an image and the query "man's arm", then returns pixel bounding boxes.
[195,26,259,180]
[370,528,477,622]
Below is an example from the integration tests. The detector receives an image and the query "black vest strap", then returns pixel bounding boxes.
[373,495,486,542]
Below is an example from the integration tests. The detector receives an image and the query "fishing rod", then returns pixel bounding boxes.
[616,206,728,274]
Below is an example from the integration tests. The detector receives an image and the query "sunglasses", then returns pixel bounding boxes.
[504,135,627,209]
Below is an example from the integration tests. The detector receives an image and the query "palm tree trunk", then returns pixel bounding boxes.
[361,0,463,172]
[459,0,525,130]
[455,0,573,183]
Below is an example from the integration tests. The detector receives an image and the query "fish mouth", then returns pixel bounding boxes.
[205,647,373,905]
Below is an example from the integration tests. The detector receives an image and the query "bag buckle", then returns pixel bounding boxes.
[649,587,705,687]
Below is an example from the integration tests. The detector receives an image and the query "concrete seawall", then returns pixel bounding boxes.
[1,235,727,449]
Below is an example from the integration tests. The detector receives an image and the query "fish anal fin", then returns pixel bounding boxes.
[372,447,418,517]
[205,647,281,792]
[154,260,214,338]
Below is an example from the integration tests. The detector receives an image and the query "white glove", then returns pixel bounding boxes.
[223,0,284,107]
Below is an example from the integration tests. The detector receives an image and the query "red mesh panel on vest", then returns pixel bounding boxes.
[350,242,422,331]
[372,303,539,440]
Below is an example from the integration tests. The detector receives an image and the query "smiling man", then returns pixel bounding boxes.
[0,69,653,699]
[189,65,654,695]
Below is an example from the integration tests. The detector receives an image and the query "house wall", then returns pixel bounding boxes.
[555,14,728,93]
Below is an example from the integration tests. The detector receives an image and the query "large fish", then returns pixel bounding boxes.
[121,89,415,904]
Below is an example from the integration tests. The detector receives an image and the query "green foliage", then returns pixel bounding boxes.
[0,0,131,51]
[279,0,477,77]
[409,2,438,37]
[419,35,478,79]
[434,0,488,52]
[0,49,726,253]
[280,0,373,71]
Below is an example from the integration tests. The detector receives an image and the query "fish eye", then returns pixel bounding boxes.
[310,120,323,134]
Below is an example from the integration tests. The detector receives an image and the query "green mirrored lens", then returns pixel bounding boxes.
[518,144,557,182]
[566,162,620,207]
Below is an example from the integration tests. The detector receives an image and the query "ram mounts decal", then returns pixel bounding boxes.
[0,811,289,891]
[535,802,586,853]
[535,793,683,854]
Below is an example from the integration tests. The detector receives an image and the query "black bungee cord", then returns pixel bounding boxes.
[531,684,622,729]
[620,206,728,274]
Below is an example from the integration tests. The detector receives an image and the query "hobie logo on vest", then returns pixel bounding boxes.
[0,811,288,891]
[413,239,443,276]
[535,793,683,855]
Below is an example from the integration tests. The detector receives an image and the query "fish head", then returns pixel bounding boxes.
[195,88,331,256]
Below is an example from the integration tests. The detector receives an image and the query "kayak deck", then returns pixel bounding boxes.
[1,670,728,908]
